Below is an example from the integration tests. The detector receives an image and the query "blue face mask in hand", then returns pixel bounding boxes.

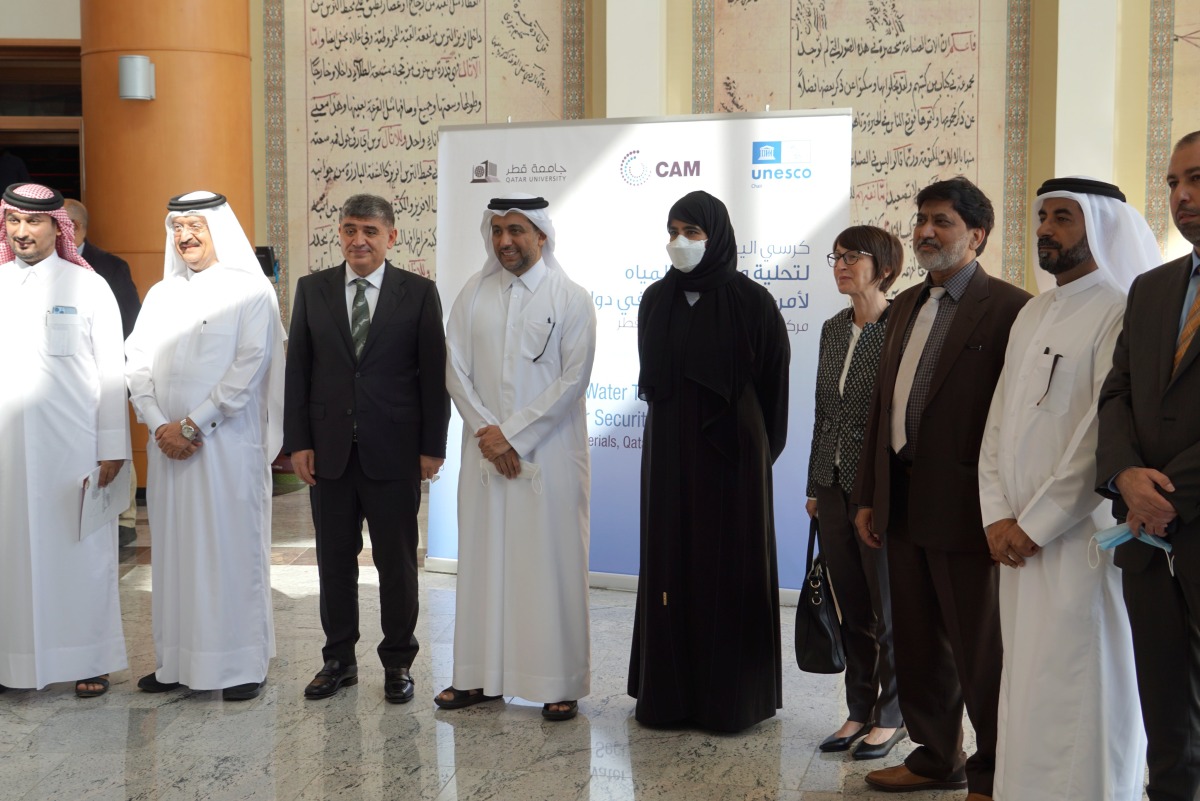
[1094,523,1173,552]
[1090,523,1174,574]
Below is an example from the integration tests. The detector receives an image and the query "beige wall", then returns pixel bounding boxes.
[250,0,266,244]
[1114,0,1151,218]
[664,0,691,116]
[1,1,80,38]
[1026,0,1060,291]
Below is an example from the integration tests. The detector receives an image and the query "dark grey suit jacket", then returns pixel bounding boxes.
[1097,253,1200,573]
[853,265,1030,551]
[82,240,141,339]
[282,262,449,481]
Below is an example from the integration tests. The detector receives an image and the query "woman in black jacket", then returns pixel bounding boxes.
[806,225,906,759]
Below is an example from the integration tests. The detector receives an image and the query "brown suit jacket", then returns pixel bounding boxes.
[1096,253,1200,574]
[853,264,1031,551]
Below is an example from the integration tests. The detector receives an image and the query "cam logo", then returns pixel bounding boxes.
[620,150,701,186]
[470,160,499,183]
[619,151,651,186]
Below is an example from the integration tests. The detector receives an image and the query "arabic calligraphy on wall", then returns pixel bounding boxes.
[302,0,573,278]
[708,0,1016,292]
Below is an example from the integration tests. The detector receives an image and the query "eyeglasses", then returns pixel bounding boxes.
[827,251,873,267]
[171,221,209,235]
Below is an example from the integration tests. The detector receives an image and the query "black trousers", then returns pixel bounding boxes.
[814,478,902,728]
[310,444,420,669]
[886,456,1001,797]
[1123,553,1200,801]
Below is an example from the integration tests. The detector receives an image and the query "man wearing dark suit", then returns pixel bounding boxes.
[853,178,1030,800]
[64,199,141,339]
[64,198,143,547]
[283,193,449,704]
[1097,131,1200,801]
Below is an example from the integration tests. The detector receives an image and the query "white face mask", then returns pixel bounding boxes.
[666,235,707,272]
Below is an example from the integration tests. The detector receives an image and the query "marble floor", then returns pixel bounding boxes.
[0,490,1138,800]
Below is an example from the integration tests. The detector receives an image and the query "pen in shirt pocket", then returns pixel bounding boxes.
[1037,347,1063,405]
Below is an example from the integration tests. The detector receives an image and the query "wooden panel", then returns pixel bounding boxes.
[80,0,253,294]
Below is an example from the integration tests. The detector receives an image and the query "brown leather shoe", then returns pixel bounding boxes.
[965,794,992,800]
[864,765,967,792]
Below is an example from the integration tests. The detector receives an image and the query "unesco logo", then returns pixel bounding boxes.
[619,151,651,186]
[749,140,813,183]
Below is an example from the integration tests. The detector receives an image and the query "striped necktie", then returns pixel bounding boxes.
[351,278,370,360]
[1175,282,1200,375]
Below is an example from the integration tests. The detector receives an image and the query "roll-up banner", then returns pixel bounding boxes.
[432,111,852,590]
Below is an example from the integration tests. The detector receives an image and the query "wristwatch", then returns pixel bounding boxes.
[180,419,197,442]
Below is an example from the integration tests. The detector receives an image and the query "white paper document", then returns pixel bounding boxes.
[80,461,131,541]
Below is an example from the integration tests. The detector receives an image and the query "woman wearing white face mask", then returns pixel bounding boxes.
[664,222,707,273]
[629,190,791,733]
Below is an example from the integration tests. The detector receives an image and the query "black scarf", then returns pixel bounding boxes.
[638,191,753,456]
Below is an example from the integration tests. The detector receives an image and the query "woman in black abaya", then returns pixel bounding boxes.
[628,190,790,733]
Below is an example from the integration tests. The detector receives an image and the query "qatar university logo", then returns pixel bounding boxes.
[471,160,499,183]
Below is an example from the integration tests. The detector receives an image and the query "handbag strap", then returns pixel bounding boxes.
[805,517,819,574]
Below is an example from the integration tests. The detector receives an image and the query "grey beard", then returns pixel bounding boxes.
[916,238,969,273]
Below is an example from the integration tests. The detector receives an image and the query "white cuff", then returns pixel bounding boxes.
[96,428,130,461]
[1018,498,1076,548]
[142,406,170,437]
[189,399,224,435]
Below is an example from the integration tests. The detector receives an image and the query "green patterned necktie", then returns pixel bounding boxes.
[351,278,370,359]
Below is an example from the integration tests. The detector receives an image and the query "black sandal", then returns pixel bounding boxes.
[541,700,578,721]
[434,686,501,709]
[75,675,110,698]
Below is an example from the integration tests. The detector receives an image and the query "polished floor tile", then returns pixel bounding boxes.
[0,490,1149,800]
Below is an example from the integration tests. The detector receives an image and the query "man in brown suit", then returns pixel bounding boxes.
[1097,131,1200,801]
[853,177,1030,799]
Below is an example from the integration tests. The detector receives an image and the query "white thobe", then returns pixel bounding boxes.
[126,264,283,689]
[446,258,596,702]
[979,271,1145,800]
[0,254,129,689]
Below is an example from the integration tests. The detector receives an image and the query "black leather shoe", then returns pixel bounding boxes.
[304,659,358,699]
[137,672,182,693]
[222,681,265,701]
[853,725,908,760]
[819,724,870,752]
[384,667,414,704]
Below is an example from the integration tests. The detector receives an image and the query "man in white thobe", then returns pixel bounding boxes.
[126,191,285,701]
[0,183,129,697]
[979,176,1159,800]
[440,194,596,720]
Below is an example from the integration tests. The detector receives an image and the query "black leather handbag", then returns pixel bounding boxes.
[794,518,846,674]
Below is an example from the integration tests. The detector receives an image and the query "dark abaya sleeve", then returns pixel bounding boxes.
[753,288,791,463]
[636,282,659,365]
